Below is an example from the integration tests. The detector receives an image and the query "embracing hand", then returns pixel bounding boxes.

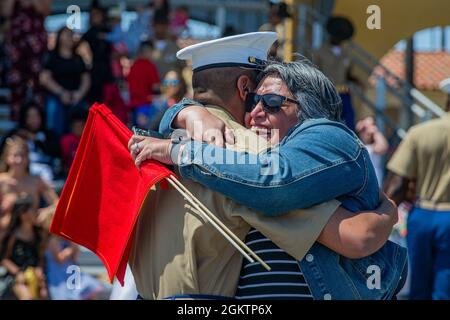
[128,135,173,169]
[376,193,399,226]
[176,105,235,147]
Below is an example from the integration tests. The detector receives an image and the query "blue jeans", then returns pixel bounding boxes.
[46,95,86,137]
[407,207,450,300]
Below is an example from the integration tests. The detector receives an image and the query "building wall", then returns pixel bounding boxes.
[333,0,450,59]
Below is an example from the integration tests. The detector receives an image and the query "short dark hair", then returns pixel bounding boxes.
[139,40,154,52]
[192,67,259,103]
[53,26,74,55]
[18,101,44,129]
[153,12,169,25]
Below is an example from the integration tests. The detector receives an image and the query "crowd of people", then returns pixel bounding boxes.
[0,0,190,300]
[0,0,448,301]
[0,0,191,182]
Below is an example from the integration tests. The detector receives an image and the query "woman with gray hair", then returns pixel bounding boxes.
[262,58,343,123]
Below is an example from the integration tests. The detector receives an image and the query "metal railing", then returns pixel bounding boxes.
[295,3,445,142]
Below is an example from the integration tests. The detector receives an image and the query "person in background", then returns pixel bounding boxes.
[384,91,450,299]
[126,2,155,57]
[45,235,105,300]
[40,27,90,137]
[105,7,128,81]
[170,6,189,38]
[0,136,59,236]
[356,116,389,187]
[143,69,188,131]
[127,41,160,127]
[152,0,170,20]
[313,16,361,132]
[0,195,48,300]
[4,0,52,121]
[0,4,9,88]
[81,4,128,124]
[152,14,185,79]
[160,70,187,107]
[127,0,171,50]
[79,1,114,104]
[258,1,290,60]
[0,102,61,183]
[60,108,88,176]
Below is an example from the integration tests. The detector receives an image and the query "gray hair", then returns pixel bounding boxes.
[260,58,343,123]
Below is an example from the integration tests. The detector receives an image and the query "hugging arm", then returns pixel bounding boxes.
[158,99,211,138]
[159,101,233,146]
[383,171,411,206]
[177,123,368,216]
[319,195,398,259]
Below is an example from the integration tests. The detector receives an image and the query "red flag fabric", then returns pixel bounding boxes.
[50,103,173,285]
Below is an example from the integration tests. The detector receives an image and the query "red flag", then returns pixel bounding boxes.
[50,103,173,285]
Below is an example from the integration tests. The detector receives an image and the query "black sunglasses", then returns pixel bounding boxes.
[245,92,300,114]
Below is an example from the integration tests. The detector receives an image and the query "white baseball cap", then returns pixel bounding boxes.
[176,32,278,72]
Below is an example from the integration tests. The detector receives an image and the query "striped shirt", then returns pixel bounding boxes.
[235,228,314,300]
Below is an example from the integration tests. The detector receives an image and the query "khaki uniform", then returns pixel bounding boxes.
[387,114,450,208]
[259,23,286,60]
[313,43,353,87]
[129,105,340,299]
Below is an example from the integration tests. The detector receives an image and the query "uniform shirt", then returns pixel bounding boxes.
[258,22,286,60]
[313,43,352,87]
[387,114,450,204]
[129,105,340,299]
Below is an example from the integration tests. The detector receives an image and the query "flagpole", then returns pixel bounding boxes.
[166,175,271,271]
[130,127,270,270]
[165,176,256,264]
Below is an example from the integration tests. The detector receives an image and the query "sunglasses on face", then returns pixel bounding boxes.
[245,92,300,114]
[163,79,180,87]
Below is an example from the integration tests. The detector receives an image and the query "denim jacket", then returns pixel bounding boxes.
[162,99,380,215]
[158,99,408,299]
[301,240,408,300]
